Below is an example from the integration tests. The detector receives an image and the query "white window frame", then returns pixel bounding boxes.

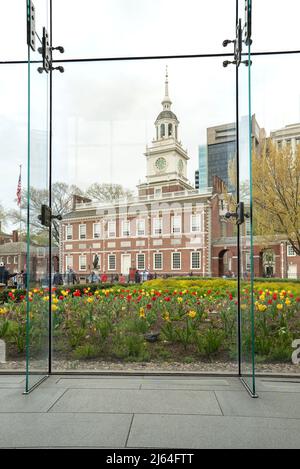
[7,256,11,265]
[66,255,73,269]
[172,215,182,234]
[191,251,201,270]
[191,214,201,233]
[79,255,87,271]
[153,252,163,270]
[153,217,163,235]
[66,224,73,241]
[136,253,145,270]
[79,224,86,240]
[172,252,181,270]
[287,244,296,257]
[93,223,101,239]
[122,220,130,237]
[108,221,116,238]
[108,254,116,271]
[136,219,145,237]
[245,252,251,271]
[13,256,18,264]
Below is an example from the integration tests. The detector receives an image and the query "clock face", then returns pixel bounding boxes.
[155,157,167,172]
[178,159,184,174]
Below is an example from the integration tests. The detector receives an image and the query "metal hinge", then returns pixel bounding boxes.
[38,205,62,228]
[225,202,250,225]
[27,0,36,51]
[37,28,65,74]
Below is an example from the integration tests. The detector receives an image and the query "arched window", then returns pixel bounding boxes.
[168,124,172,136]
[160,124,165,138]
[175,126,178,140]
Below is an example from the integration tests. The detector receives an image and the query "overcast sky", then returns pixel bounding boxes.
[1,0,300,230]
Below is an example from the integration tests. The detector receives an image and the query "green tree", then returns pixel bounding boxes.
[252,141,300,255]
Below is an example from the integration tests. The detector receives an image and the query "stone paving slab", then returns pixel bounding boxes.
[127,414,300,449]
[0,387,66,413]
[0,413,132,448]
[49,388,222,415]
[215,390,300,419]
[256,379,300,393]
[56,378,142,389]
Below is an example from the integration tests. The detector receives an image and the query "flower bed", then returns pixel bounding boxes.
[1,280,300,365]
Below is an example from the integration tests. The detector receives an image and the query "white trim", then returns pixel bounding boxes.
[136,219,146,237]
[153,252,163,270]
[108,254,116,271]
[190,251,201,270]
[172,215,182,234]
[79,254,87,271]
[121,220,130,237]
[108,221,116,238]
[66,224,73,241]
[171,251,181,270]
[190,214,201,233]
[153,217,163,236]
[79,224,86,240]
[93,222,101,239]
[136,253,145,270]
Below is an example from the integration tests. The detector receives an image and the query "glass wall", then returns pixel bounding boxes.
[0,0,299,380]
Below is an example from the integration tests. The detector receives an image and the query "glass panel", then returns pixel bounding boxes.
[52,0,236,59]
[0,64,27,373]
[50,57,239,374]
[251,53,300,376]
[25,0,50,392]
[253,0,300,53]
[0,0,28,62]
[238,0,256,395]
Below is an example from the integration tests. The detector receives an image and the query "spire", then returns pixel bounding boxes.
[162,66,172,110]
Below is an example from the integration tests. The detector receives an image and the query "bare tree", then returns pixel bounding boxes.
[86,183,134,203]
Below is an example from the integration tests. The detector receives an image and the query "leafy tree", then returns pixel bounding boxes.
[10,182,83,245]
[0,202,7,231]
[252,141,300,255]
[86,183,134,203]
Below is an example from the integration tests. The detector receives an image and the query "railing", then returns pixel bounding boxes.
[75,187,213,211]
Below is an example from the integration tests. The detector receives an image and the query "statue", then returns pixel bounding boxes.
[93,254,99,269]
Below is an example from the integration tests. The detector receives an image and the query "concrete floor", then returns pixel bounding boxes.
[1,375,300,448]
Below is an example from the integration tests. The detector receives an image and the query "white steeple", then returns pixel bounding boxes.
[162,66,172,111]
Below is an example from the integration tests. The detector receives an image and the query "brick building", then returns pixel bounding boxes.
[60,72,300,280]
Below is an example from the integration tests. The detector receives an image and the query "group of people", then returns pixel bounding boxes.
[0,262,26,288]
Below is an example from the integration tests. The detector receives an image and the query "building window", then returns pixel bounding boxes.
[108,221,116,238]
[153,218,163,235]
[79,224,86,240]
[136,219,145,236]
[66,255,73,269]
[137,253,145,270]
[93,223,101,239]
[160,124,165,138]
[0,257,3,263]
[245,252,251,271]
[191,214,201,233]
[154,252,163,270]
[191,251,201,270]
[122,220,130,237]
[245,219,251,236]
[287,244,296,257]
[168,123,172,136]
[108,254,116,271]
[13,256,18,264]
[172,252,181,270]
[172,215,181,234]
[79,255,87,271]
[7,256,11,265]
[66,225,73,240]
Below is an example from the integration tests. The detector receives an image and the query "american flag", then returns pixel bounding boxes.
[16,172,21,206]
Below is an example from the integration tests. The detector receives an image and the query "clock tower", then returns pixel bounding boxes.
[138,68,194,197]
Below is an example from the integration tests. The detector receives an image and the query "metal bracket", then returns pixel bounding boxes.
[37,28,65,74]
[225,202,249,225]
[27,0,36,51]
[222,15,252,68]
[38,205,62,228]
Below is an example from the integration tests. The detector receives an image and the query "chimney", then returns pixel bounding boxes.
[12,230,19,243]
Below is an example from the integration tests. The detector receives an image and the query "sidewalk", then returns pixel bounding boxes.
[1,375,300,448]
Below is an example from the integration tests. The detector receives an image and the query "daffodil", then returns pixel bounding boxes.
[277,304,283,310]
[139,307,145,318]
